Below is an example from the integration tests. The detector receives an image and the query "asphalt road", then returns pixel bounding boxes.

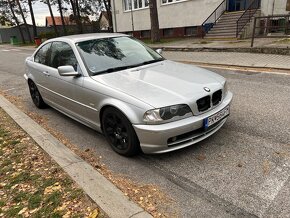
[1,44,289,217]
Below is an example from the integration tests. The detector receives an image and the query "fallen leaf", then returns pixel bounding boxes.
[18,207,28,215]
[196,154,206,161]
[44,182,62,195]
[87,208,99,218]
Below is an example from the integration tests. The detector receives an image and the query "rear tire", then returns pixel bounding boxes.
[102,107,140,156]
[28,80,47,109]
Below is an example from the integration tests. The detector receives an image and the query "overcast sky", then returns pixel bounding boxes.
[26,2,61,26]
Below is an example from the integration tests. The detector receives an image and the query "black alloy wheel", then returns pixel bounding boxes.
[102,107,140,156]
[28,80,47,109]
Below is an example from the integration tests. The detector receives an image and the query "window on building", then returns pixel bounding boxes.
[124,0,149,11]
[185,27,197,36]
[163,28,174,37]
[161,0,185,4]
[141,30,151,38]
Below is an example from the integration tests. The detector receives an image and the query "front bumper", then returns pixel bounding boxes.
[133,91,233,154]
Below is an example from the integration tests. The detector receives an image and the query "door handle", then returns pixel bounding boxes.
[42,71,50,76]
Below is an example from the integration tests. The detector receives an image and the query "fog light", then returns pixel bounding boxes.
[171,136,177,142]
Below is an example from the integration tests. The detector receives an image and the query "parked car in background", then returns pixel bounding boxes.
[24,33,233,156]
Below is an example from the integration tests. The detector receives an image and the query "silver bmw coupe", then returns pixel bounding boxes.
[25,33,233,156]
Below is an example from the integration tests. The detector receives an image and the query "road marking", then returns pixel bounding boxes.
[255,162,290,202]
[1,49,10,52]
[4,88,16,92]
[262,71,289,76]
[10,49,21,51]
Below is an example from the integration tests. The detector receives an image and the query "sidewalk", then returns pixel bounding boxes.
[163,51,290,71]
[0,95,152,218]
[149,37,290,56]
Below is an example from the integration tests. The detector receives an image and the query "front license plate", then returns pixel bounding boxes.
[204,105,230,129]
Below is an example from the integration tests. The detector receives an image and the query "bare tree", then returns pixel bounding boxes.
[27,0,37,38]
[7,0,25,43]
[56,0,67,34]
[16,0,33,42]
[46,0,59,36]
[75,0,83,33]
[149,0,160,42]
[102,0,113,32]
[67,0,82,33]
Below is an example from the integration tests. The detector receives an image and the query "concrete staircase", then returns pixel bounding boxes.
[204,11,245,40]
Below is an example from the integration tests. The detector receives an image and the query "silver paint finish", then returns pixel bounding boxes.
[25,34,233,154]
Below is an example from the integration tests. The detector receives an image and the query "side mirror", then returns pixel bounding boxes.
[58,66,80,77]
[156,49,163,55]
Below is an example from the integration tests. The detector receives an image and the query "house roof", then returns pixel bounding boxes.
[45,16,75,26]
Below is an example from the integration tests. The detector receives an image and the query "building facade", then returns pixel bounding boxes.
[111,0,290,38]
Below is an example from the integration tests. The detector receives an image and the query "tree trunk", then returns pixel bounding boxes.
[8,0,25,44]
[47,0,59,36]
[69,0,76,17]
[16,0,33,43]
[103,0,113,32]
[57,0,67,35]
[74,0,83,33]
[149,0,160,43]
[28,0,37,38]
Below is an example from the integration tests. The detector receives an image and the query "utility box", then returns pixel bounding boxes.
[10,36,18,45]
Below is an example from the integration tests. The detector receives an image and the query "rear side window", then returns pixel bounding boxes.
[34,43,52,65]
[50,42,78,70]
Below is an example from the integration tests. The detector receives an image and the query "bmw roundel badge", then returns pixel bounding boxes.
[204,87,210,92]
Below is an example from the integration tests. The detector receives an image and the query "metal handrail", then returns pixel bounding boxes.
[202,0,227,35]
[236,0,260,37]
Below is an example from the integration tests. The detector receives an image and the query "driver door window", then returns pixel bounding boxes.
[50,42,78,71]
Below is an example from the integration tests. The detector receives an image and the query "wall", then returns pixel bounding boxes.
[111,0,224,33]
[261,0,290,16]
[0,26,34,43]
[0,25,101,43]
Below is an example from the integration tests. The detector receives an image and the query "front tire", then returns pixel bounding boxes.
[28,80,47,109]
[102,107,140,156]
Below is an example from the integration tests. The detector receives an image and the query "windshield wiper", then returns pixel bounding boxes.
[139,59,164,66]
[93,66,133,75]
[92,59,164,75]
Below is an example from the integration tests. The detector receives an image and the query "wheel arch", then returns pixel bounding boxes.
[99,100,144,131]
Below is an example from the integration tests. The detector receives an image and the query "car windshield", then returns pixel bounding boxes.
[76,36,164,75]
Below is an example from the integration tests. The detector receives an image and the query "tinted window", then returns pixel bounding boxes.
[34,43,52,65]
[50,42,78,70]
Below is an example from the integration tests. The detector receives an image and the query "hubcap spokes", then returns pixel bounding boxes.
[104,114,128,151]
[29,83,39,104]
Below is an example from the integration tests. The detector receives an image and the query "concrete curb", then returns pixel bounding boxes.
[0,95,152,218]
[150,46,290,56]
[176,60,290,72]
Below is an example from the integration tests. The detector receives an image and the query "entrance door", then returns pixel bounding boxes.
[228,0,247,11]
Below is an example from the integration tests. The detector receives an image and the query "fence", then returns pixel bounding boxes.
[201,0,227,35]
[236,0,260,37]
[251,14,290,47]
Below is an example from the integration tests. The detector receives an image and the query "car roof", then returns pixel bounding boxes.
[53,33,128,43]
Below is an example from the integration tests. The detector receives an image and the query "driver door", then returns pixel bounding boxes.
[45,41,85,119]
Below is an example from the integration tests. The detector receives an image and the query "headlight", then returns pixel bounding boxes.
[143,104,192,124]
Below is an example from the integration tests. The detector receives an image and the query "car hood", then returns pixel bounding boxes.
[92,60,225,108]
